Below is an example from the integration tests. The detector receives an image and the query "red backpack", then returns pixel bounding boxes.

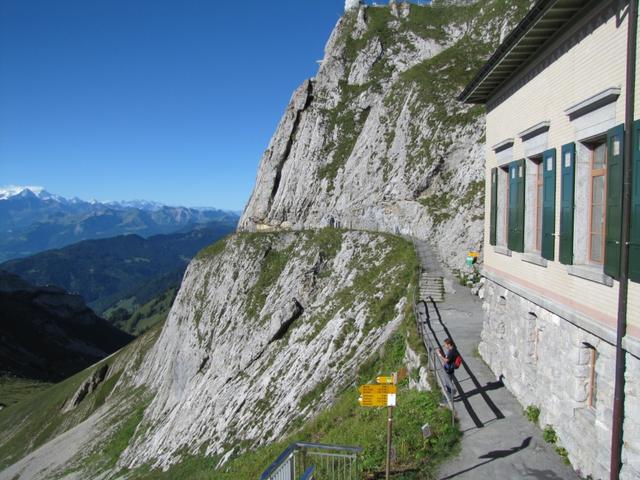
[454,355,463,369]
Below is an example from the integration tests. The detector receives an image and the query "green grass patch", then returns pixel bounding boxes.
[0,325,162,469]
[245,246,291,321]
[110,287,177,336]
[0,377,52,408]
[543,425,557,444]
[524,405,540,425]
[84,397,150,477]
[195,235,230,260]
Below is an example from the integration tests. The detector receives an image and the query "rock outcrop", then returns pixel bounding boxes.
[119,230,417,469]
[240,1,530,271]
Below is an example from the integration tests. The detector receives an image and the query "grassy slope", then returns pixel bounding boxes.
[108,287,178,336]
[125,233,459,480]
[0,377,52,408]
[0,230,456,479]
[0,322,162,471]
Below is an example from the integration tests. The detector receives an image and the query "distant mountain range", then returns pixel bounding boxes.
[0,222,235,315]
[0,270,133,381]
[0,186,239,262]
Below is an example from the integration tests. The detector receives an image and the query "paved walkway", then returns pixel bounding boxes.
[411,239,580,480]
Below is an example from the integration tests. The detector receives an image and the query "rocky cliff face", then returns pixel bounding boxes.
[119,230,417,469]
[240,1,530,271]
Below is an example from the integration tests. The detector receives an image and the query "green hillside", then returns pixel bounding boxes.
[1,222,234,318]
[106,287,178,336]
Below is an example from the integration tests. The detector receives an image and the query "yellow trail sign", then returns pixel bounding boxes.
[376,376,394,384]
[359,384,397,395]
[358,393,397,407]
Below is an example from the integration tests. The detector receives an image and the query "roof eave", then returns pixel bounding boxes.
[458,0,560,104]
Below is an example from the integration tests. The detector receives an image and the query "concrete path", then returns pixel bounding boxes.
[410,238,580,480]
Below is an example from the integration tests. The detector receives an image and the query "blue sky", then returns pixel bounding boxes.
[0,0,376,210]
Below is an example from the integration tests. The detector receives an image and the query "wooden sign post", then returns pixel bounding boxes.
[358,368,407,480]
[385,373,397,480]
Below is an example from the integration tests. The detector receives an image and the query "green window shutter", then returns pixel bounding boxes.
[630,119,640,283]
[559,143,576,265]
[508,160,525,252]
[604,124,625,279]
[490,168,498,246]
[542,148,557,261]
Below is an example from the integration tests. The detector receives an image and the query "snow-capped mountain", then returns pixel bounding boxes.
[0,186,239,262]
[0,185,65,202]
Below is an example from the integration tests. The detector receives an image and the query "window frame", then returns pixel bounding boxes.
[587,140,607,265]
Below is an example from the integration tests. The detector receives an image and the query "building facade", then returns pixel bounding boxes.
[460,1,639,478]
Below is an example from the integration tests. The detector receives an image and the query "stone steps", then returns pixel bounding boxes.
[419,273,444,302]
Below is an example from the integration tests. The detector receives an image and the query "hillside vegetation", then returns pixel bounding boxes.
[0,230,436,479]
[1,222,234,319]
[0,271,133,381]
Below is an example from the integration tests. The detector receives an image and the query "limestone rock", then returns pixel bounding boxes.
[119,231,414,469]
[345,0,362,12]
[240,2,529,273]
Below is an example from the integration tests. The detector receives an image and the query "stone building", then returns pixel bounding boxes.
[460,1,639,478]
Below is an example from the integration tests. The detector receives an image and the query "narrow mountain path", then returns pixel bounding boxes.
[409,238,580,480]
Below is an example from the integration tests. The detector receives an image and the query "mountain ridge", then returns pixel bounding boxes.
[0,222,235,316]
[240,1,530,271]
[0,271,133,381]
[0,186,238,262]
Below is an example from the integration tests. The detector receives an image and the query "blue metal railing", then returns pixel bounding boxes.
[260,442,362,480]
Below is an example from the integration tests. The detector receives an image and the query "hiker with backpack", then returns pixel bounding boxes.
[437,338,462,393]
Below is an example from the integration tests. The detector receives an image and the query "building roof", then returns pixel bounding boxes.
[459,0,591,104]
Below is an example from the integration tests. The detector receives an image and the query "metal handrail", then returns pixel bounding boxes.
[416,298,455,418]
[299,466,315,480]
[260,442,362,480]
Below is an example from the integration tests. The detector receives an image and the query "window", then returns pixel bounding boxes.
[570,135,612,273]
[588,141,607,264]
[524,156,543,254]
[507,160,525,253]
[503,167,510,244]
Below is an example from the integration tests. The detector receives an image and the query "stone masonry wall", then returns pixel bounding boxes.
[479,278,640,480]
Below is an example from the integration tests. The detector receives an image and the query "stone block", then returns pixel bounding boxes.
[573,380,588,402]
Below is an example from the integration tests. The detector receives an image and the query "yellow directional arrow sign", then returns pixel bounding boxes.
[359,394,388,407]
[359,384,397,395]
[358,393,396,407]
[376,376,394,384]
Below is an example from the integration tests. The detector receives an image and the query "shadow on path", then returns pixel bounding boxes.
[439,437,532,479]
[428,299,505,422]
[454,377,504,401]
[421,299,484,429]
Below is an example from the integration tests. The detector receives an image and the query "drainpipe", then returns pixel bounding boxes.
[610,0,637,478]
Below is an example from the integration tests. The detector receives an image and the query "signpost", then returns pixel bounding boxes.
[358,368,407,480]
[376,375,394,384]
[359,384,397,395]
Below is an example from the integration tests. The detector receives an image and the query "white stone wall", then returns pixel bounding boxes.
[480,277,640,479]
